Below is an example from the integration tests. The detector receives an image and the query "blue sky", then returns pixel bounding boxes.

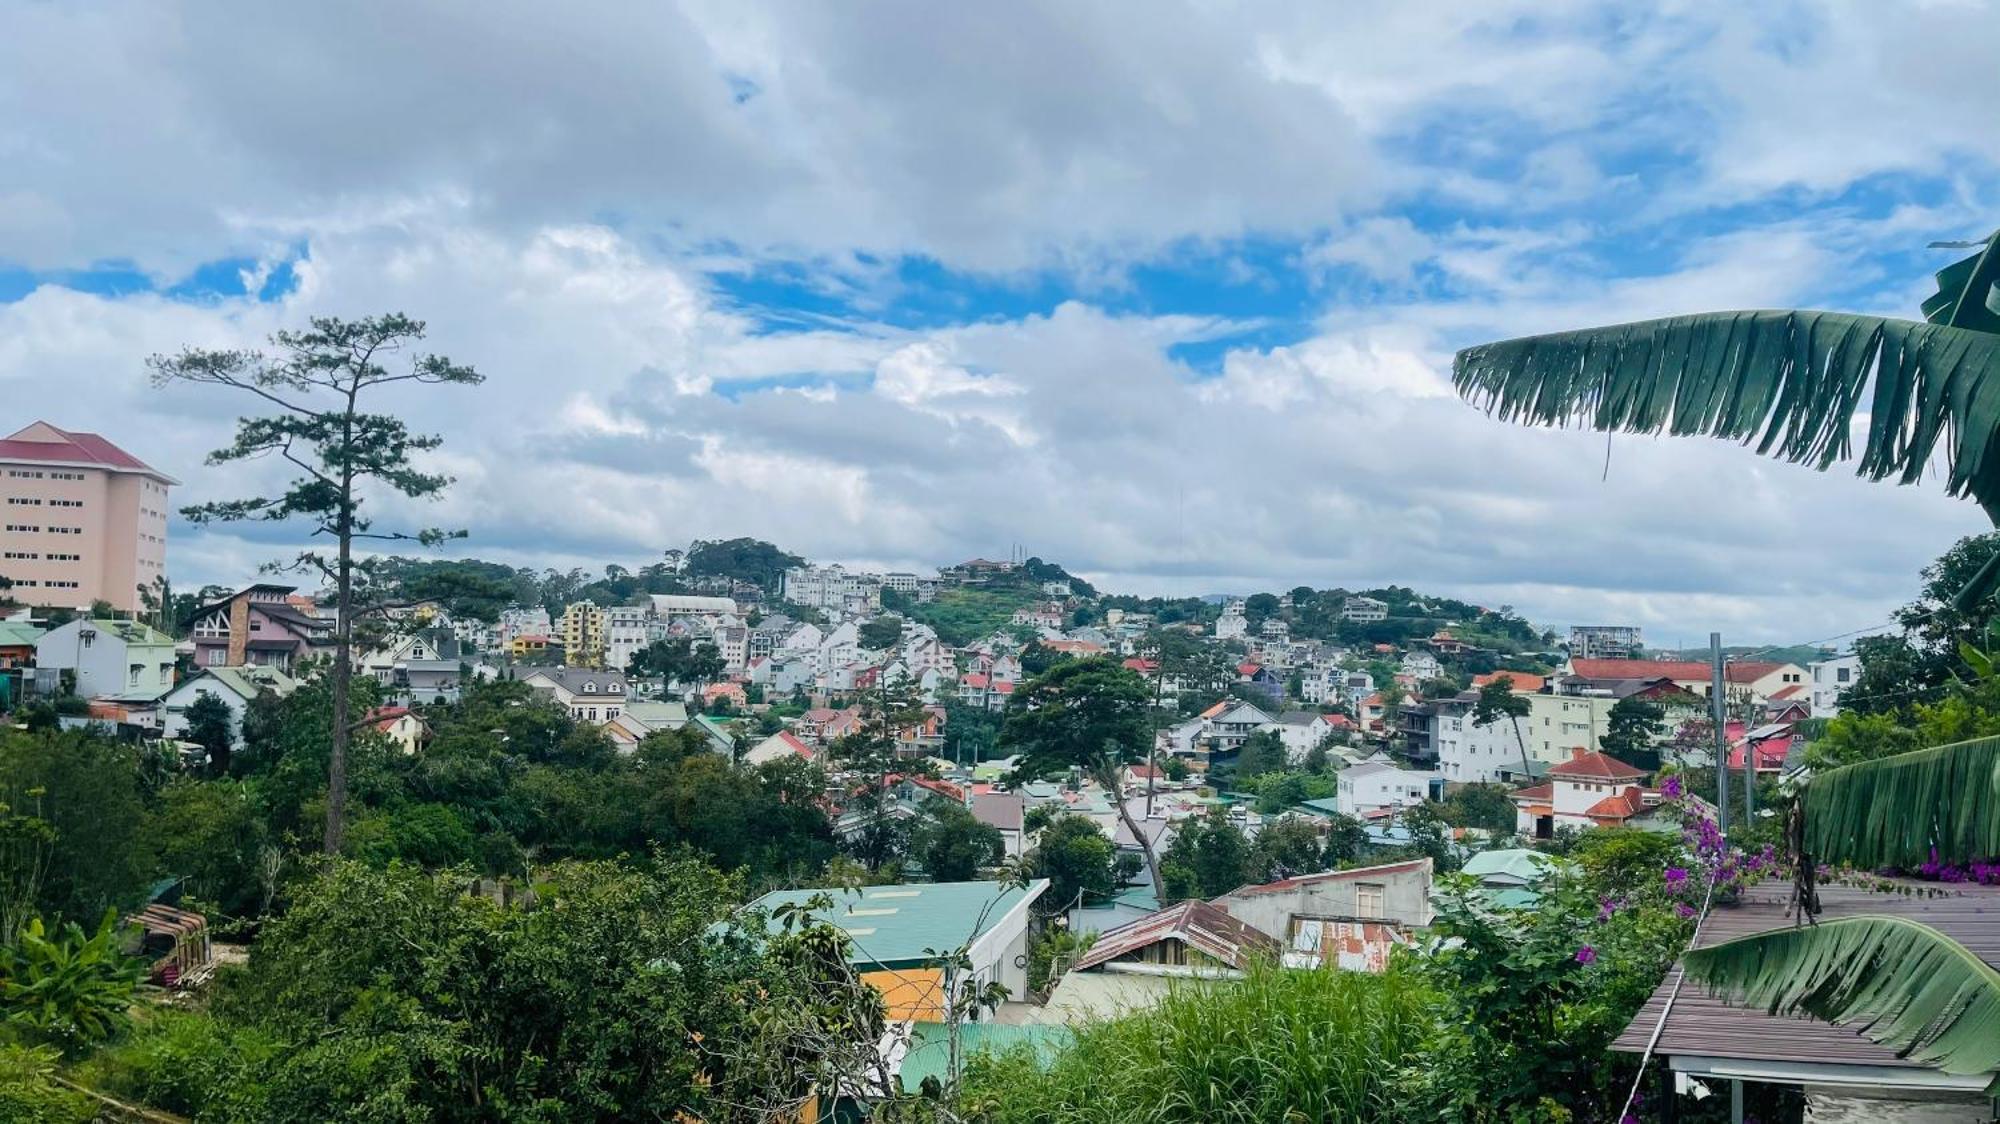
[2,1,1998,641]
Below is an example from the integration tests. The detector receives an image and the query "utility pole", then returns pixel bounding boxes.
[1741,691,1756,828]
[1710,633,1730,837]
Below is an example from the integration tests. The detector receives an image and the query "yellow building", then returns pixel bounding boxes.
[557,603,607,669]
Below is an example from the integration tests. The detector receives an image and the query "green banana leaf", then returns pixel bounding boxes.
[1684,916,2000,1090]
[1453,310,2000,517]
[1922,231,2000,334]
[1801,733,2000,869]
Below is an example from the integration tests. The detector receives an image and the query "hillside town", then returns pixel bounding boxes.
[0,414,1923,1122]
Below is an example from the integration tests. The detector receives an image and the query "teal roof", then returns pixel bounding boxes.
[1296,798,1344,817]
[744,879,1048,967]
[1461,848,1552,885]
[1481,887,1542,910]
[0,621,44,647]
[898,1022,1070,1091]
[692,714,734,745]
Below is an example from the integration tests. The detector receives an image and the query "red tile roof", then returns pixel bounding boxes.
[1767,683,1805,701]
[1569,658,1711,681]
[1584,785,1651,822]
[1236,662,1262,677]
[1728,736,1793,772]
[0,423,171,480]
[772,731,814,759]
[1473,671,1547,693]
[961,672,991,689]
[1549,748,1646,781]
[1508,782,1555,805]
[1122,658,1159,674]
[1724,661,1790,684]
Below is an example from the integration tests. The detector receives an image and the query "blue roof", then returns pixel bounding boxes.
[744,879,1048,966]
[898,1022,1070,1091]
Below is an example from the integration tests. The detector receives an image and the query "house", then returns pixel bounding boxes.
[603,699,690,751]
[358,627,463,703]
[1335,759,1440,817]
[1612,881,2000,1119]
[519,667,628,724]
[1510,747,1664,839]
[1425,692,1532,784]
[1214,601,1249,641]
[1808,652,1860,718]
[0,619,44,669]
[1471,670,1547,694]
[1728,724,1796,775]
[743,729,816,767]
[1272,710,1335,762]
[1205,700,1277,755]
[969,790,1026,859]
[1399,651,1443,682]
[689,714,736,757]
[743,879,1048,1021]
[1039,899,1280,1023]
[364,706,430,754]
[1234,663,1283,708]
[158,665,297,747]
[1722,660,1811,703]
[1459,848,1554,909]
[1567,625,1642,660]
[1212,858,1432,971]
[34,618,176,702]
[187,584,332,672]
[702,680,747,709]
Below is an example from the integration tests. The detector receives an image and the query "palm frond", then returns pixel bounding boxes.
[1452,311,2000,517]
[1802,733,2000,869]
[1684,916,2000,1088]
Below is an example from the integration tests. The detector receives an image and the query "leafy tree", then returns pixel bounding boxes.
[682,537,803,593]
[1600,697,1665,768]
[1321,813,1369,867]
[148,779,272,919]
[1472,675,1533,779]
[1250,816,1324,882]
[857,615,904,651]
[908,801,1002,882]
[1022,813,1119,914]
[182,692,235,777]
[627,636,726,684]
[1231,729,1286,783]
[151,314,485,854]
[1019,640,1069,678]
[1159,808,1251,902]
[0,731,150,928]
[1001,658,1163,896]
[1243,593,1281,623]
[1438,784,1517,834]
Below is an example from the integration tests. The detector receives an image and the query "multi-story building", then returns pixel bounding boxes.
[558,602,608,669]
[1568,625,1643,661]
[781,565,883,615]
[604,604,655,673]
[34,617,177,701]
[1340,596,1388,623]
[0,422,176,612]
[1214,600,1248,640]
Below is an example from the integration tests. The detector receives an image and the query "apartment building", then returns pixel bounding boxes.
[558,602,608,669]
[0,422,176,612]
[1568,624,1643,661]
[781,565,883,615]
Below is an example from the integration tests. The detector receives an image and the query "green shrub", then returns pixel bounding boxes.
[963,964,1434,1123]
[0,1042,91,1123]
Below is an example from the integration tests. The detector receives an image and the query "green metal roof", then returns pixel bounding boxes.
[744,879,1048,967]
[1461,848,1553,885]
[0,621,45,647]
[1296,797,1344,817]
[897,1021,1070,1091]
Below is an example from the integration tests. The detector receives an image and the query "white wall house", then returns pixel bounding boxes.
[1430,696,1532,784]
[1808,654,1860,718]
[34,618,176,700]
[1273,710,1335,762]
[159,666,298,747]
[1335,759,1439,817]
[520,667,629,724]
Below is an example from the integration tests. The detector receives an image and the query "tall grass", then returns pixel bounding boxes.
[963,964,1434,1123]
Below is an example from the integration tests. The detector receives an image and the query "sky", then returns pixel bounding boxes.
[4,1,1999,644]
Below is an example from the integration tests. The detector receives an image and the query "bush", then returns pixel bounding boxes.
[0,1042,91,1123]
[963,964,1434,1123]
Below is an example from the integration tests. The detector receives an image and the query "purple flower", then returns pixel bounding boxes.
[1575,945,1597,965]
[1660,775,1683,799]
[1597,896,1621,920]
[1663,867,1689,888]
[1675,903,1696,919]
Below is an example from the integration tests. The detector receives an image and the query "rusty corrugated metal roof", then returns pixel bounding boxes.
[1074,900,1279,972]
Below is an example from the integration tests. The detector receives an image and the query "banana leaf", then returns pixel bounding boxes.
[1684,916,2000,1090]
[1801,733,2000,869]
[1922,231,2000,335]
[1453,310,2000,518]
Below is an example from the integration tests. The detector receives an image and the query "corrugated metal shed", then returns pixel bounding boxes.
[1614,881,2000,1069]
[1073,899,1280,972]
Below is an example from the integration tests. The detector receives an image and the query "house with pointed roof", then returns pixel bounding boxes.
[1511,747,1666,838]
[743,729,816,767]
[1212,858,1432,971]
[1039,898,1279,1022]
[188,584,333,674]
[158,664,297,748]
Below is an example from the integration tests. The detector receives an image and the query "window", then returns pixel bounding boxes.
[1838,667,1851,683]
[6,498,41,506]
[1356,884,1385,919]
[129,665,142,687]
[206,648,226,667]
[581,681,597,693]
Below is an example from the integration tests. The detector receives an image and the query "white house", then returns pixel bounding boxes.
[1335,758,1439,818]
[743,729,816,767]
[1215,600,1248,641]
[1272,710,1335,762]
[34,618,177,701]
[1341,597,1388,623]
[158,665,298,747]
[1204,700,1277,754]
[520,667,629,724]
[1400,651,1443,682]
[1510,748,1662,838]
[1808,653,1860,718]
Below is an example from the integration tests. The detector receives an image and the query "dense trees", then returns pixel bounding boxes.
[626,636,725,683]
[908,801,1002,882]
[1022,813,1122,914]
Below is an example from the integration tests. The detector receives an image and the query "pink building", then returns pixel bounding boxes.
[0,422,176,612]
